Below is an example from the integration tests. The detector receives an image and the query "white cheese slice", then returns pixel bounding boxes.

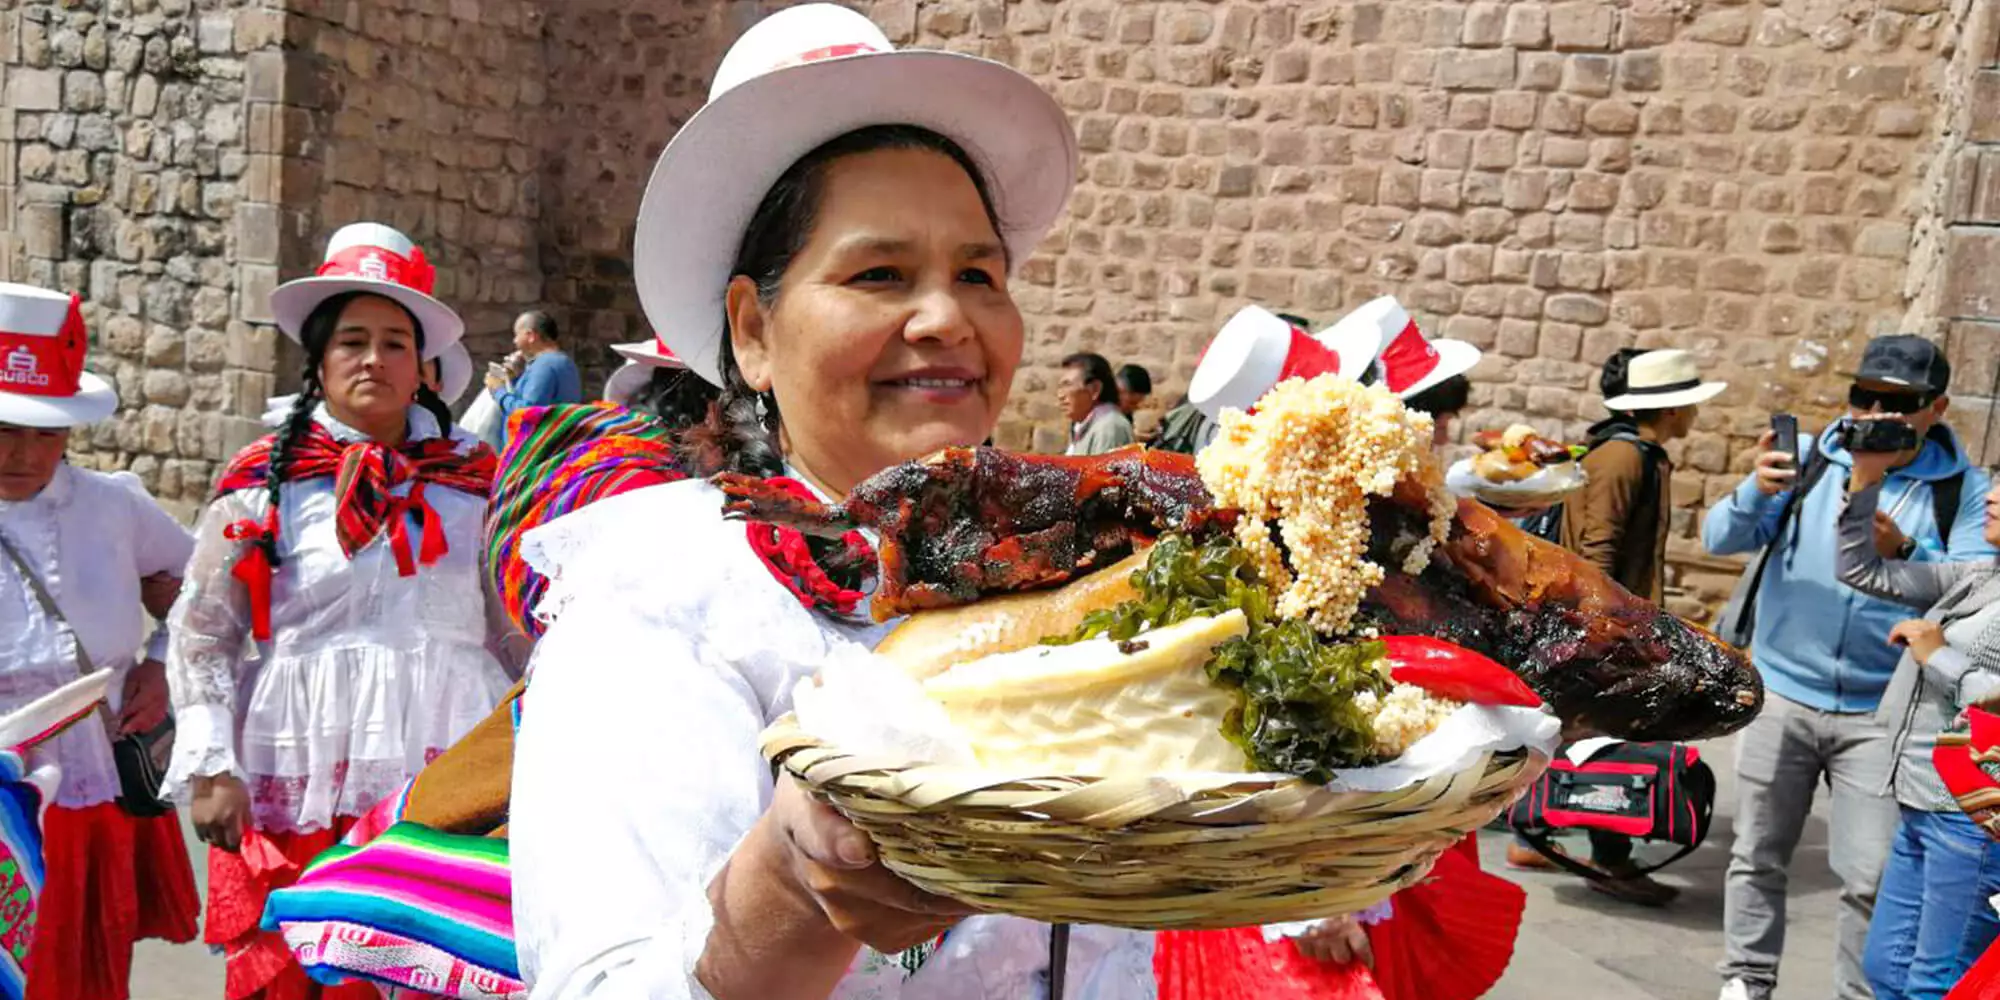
[921,610,1251,776]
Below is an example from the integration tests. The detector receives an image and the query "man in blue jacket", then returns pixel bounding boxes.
[488,310,583,441]
[1704,334,1996,1000]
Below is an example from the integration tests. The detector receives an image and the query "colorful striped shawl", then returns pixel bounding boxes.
[483,403,684,637]
[262,822,522,997]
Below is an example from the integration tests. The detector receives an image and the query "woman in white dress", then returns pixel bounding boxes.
[507,6,1158,1000]
[0,283,201,1000]
[164,223,514,1000]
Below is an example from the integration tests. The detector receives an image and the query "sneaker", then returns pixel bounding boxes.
[1717,977,1755,1000]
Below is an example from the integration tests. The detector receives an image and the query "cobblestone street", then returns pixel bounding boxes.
[131,732,1850,1000]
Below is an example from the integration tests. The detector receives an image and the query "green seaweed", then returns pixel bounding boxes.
[1047,534,1389,781]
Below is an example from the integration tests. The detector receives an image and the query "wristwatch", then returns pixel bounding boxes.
[1896,537,1918,560]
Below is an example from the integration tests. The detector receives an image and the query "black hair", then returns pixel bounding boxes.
[1063,352,1120,407]
[1115,363,1153,396]
[263,290,438,568]
[674,123,1004,598]
[1274,312,1313,329]
[518,310,559,344]
[628,366,721,435]
[1403,373,1470,419]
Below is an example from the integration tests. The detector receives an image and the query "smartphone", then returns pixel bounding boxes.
[1770,413,1799,468]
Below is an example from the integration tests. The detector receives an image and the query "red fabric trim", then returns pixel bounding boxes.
[739,478,874,617]
[1376,319,1440,394]
[317,244,436,296]
[29,804,199,1000]
[0,293,87,399]
[208,821,378,1000]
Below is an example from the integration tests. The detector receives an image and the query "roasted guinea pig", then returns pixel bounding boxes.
[716,445,1762,743]
[1470,425,1575,483]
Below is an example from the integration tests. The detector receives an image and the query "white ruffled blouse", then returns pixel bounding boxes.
[0,464,192,809]
[510,478,1156,1000]
[163,404,513,834]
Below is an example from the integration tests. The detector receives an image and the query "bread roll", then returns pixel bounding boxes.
[875,550,1148,680]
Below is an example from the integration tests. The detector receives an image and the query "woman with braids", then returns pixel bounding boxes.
[499,7,1162,999]
[162,223,513,1000]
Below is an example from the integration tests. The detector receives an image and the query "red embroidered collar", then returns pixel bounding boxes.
[740,477,876,618]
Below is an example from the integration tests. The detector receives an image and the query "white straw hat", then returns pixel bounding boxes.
[634,3,1078,386]
[1189,306,1348,419]
[0,284,117,429]
[270,223,464,361]
[1603,349,1728,411]
[1315,296,1482,400]
[432,341,473,406]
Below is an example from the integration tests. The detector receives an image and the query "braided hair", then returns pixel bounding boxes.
[260,291,432,568]
[627,366,721,436]
[674,123,1007,593]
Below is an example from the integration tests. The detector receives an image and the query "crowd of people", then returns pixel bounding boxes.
[1,5,1998,1000]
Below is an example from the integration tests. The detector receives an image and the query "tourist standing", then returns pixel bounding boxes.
[1704,334,1995,1000]
[488,310,582,439]
[0,283,201,1000]
[164,223,512,1000]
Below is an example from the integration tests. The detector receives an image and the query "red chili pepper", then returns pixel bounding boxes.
[1379,635,1543,708]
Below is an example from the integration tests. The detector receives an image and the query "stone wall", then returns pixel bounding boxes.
[270,0,547,384]
[0,0,281,520]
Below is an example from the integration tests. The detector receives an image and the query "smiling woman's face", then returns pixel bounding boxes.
[317,294,421,434]
[728,146,1022,496]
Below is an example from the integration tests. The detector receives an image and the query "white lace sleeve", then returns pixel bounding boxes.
[162,491,258,794]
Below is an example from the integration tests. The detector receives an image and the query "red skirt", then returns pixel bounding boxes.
[206,821,374,1000]
[28,803,200,1000]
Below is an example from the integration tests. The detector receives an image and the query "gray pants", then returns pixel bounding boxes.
[1720,693,1900,999]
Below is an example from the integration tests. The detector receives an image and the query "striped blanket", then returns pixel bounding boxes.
[483,403,685,637]
[0,750,49,1000]
[260,823,521,999]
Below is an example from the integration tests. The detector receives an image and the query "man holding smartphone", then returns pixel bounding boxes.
[1703,334,1997,1000]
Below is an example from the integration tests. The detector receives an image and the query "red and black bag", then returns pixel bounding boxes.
[1506,740,1716,879]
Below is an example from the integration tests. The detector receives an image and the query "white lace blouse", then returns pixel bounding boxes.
[510,478,1157,1000]
[0,464,192,809]
[163,404,514,833]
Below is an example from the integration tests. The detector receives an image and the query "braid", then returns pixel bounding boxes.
[415,384,455,438]
[675,336,782,480]
[263,376,321,569]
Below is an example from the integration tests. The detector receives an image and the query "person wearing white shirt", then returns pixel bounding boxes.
[507,7,1159,999]
[163,223,514,1000]
[0,282,202,1000]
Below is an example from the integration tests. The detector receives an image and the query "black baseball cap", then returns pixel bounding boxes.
[1848,334,1951,394]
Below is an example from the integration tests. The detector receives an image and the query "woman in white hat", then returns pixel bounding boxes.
[505,6,1162,999]
[163,222,515,1000]
[0,284,202,1000]
[602,333,721,429]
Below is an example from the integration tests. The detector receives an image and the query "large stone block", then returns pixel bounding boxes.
[1943,229,2000,320]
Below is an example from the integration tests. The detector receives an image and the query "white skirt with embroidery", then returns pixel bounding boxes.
[234,639,507,834]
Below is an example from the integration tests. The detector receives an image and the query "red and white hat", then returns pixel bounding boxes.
[635,3,1078,386]
[1316,296,1482,400]
[270,223,464,360]
[0,284,117,428]
[605,332,690,405]
[1189,306,1349,419]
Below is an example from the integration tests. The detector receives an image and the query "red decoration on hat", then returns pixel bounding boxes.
[773,41,882,70]
[1276,324,1343,384]
[1375,319,1442,394]
[316,244,437,296]
[0,293,88,400]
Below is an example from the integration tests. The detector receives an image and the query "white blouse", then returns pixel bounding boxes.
[510,478,1156,1000]
[0,464,193,808]
[163,404,513,834]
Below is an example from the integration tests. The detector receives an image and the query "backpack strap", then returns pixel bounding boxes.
[1514,827,1703,881]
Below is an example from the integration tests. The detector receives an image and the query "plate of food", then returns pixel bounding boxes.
[1447,424,1588,507]
[728,377,1761,931]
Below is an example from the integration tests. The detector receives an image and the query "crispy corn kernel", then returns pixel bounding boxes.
[1195,374,1453,634]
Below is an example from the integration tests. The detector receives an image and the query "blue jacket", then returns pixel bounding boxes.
[1703,424,1995,712]
[495,351,583,433]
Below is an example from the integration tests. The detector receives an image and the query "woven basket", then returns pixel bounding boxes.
[761,714,1549,930]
